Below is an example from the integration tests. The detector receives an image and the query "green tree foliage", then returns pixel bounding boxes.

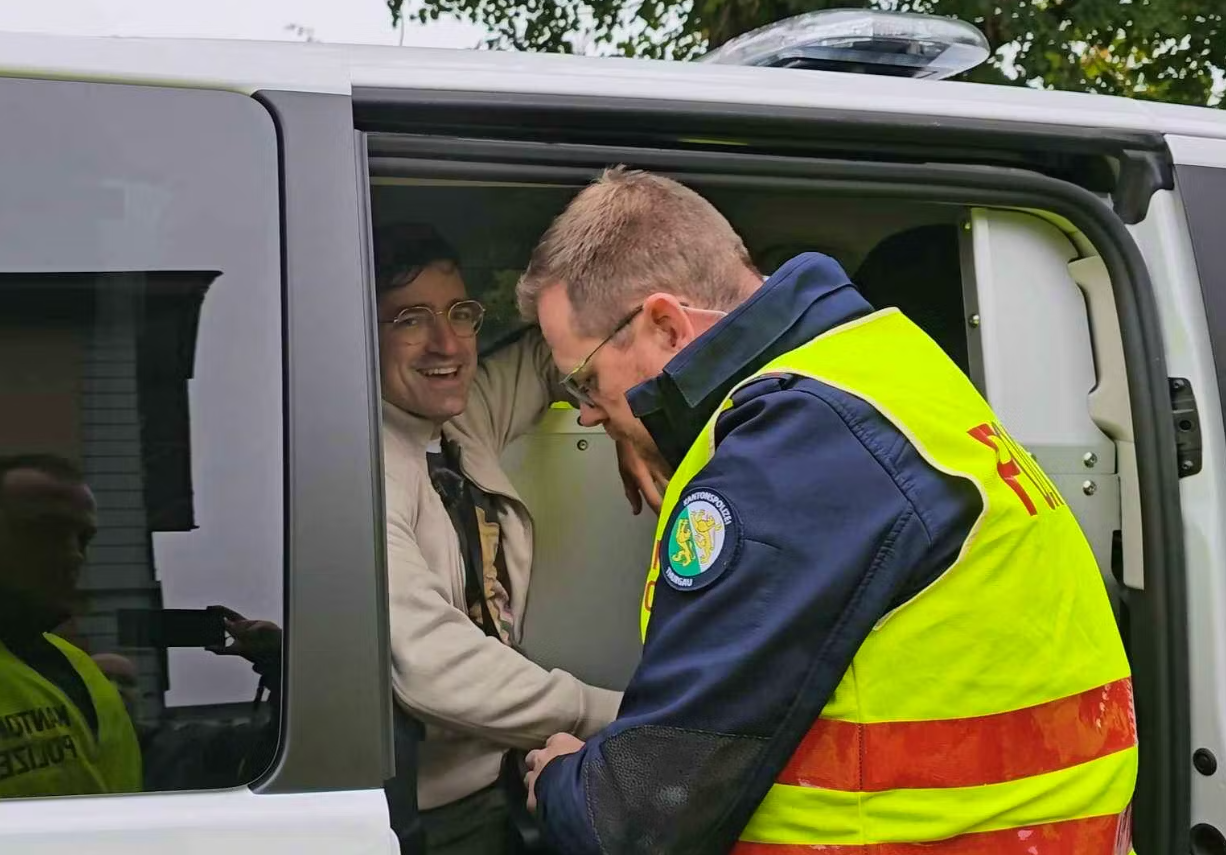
[391,0,1224,106]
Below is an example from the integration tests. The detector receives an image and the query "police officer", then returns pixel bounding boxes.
[0,454,141,798]
[516,168,1137,854]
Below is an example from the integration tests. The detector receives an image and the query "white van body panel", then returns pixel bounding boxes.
[1167,134,1226,168]
[1130,177,1226,839]
[0,31,1222,142]
[0,789,396,855]
[0,32,351,94]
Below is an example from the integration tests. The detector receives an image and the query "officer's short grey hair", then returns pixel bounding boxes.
[516,167,759,337]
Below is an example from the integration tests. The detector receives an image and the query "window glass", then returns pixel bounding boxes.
[0,78,282,797]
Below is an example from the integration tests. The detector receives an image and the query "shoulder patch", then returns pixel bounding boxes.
[663,489,738,592]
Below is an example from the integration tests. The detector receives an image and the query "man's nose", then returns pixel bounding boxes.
[577,401,605,428]
[425,316,462,355]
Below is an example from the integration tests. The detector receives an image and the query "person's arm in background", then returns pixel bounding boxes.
[385,461,621,747]
[465,327,566,452]
[471,327,665,513]
[529,377,980,854]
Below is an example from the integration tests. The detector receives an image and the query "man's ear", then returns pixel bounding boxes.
[641,293,693,353]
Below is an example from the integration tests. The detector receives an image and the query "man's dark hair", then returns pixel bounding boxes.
[0,454,86,506]
[374,223,461,296]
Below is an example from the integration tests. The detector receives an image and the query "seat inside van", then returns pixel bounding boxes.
[370,177,1127,692]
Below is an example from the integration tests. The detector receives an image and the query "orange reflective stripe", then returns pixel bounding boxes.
[780,678,1135,791]
[733,812,1128,855]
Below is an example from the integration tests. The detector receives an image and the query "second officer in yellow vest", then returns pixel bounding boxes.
[517,168,1137,855]
[0,454,141,799]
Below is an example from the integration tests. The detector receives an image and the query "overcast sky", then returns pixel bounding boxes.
[0,0,487,48]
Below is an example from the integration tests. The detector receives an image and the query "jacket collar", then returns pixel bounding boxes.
[627,252,873,469]
[382,399,441,449]
[382,398,522,502]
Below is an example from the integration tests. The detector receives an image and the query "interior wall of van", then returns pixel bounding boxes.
[967,208,1131,608]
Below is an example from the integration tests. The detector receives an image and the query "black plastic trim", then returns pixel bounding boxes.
[1117,150,1175,224]
[1170,377,1203,478]
[1195,748,1218,777]
[1192,823,1226,855]
[371,135,1189,854]
[253,90,391,793]
[354,88,1173,223]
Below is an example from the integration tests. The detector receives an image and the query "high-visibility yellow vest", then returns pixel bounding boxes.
[641,309,1136,854]
[0,634,142,798]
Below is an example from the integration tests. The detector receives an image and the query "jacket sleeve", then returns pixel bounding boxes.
[385,460,622,748]
[466,327,566,453]
[534,377,980,854]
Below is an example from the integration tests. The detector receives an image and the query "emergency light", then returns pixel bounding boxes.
[699,10,991,81]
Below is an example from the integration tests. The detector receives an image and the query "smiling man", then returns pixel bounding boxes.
[374,224,622,855]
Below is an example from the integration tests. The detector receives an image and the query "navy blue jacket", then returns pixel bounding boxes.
[534,254,982,854]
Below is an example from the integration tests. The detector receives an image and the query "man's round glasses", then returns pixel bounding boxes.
[380,300,486,345]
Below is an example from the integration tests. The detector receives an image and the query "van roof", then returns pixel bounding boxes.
[2,30,1225,141]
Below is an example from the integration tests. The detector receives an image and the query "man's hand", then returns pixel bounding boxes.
[207,606,283,671]
[525,733,585,813]
[615,438,666,516]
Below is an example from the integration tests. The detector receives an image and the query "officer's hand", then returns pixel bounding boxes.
[615,438,665,516]
[525,733,585,814]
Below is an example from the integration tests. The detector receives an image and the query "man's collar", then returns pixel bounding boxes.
[626,252,873,468]
[382,400,445,448]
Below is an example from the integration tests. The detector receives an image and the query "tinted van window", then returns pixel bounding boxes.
[0,78,282,796]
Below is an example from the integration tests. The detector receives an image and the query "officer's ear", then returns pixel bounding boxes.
[640,293,694,355]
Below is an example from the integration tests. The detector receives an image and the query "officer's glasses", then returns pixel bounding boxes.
[561,305,643,407]
[380,300,486,345]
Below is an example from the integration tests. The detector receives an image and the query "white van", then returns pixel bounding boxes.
[0,10,1220,854]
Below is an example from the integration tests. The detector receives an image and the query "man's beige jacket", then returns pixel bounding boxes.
[382,330,622,810]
